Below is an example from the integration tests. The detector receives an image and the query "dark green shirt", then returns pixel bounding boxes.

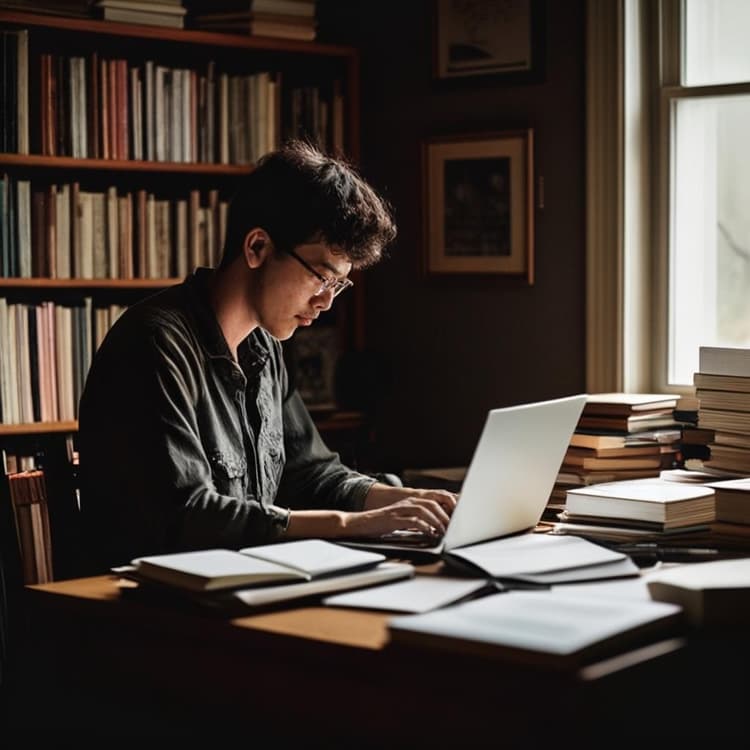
[78,268,375,571]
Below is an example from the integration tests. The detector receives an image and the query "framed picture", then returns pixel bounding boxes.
[422,129,534,282]
[287,325,339,410]
[434,0,543,81]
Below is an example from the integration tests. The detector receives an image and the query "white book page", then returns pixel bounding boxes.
[448,533,625,577]
[134,549,304,584]
[389,590,681,656]
[239,539,385,578]
[324,576,491,614]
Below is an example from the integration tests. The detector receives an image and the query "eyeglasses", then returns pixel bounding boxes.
[286,249,354,298]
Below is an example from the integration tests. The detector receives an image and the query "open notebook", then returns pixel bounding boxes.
[349,394,589,558]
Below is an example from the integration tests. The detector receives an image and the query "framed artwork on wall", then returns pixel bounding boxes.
[433,0,544,82]
[286,325,340,411]
[422,129,534,282]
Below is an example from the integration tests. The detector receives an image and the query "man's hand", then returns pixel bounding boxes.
[342,483,458,539]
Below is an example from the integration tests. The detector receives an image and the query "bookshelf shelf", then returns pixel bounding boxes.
[0,153,254,176]
[0,10,356,57]
[0,277,176,289]
[0,420,78,436]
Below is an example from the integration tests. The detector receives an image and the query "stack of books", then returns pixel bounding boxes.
[545,393,684,520]
[92,0,188,28]
[694,346,750,476]
[554,477,716,545]
[186,0,317,40]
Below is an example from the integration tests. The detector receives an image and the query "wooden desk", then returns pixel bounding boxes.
[3,573,748,744]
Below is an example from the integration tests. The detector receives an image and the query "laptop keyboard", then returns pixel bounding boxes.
[378,529,443,547]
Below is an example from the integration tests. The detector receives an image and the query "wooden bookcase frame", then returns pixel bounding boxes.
[0,9,364,437]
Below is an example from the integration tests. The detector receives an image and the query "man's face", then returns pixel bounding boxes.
[255,241,353,340]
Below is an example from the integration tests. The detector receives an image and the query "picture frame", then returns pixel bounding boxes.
[422,129,534,282]
[287,325,339,411]
[433,0,544,82]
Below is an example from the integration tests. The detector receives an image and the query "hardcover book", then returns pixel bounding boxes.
[698,346,750,378]
[583,393,679,416]
[707,478,750,524]
[647,557,750,626]
[565,479,716,528]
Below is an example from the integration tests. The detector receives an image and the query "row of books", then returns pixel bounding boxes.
[3,36,342,163]
[0,298,125,424]
[0,176,226,280]
[5,468,54,584]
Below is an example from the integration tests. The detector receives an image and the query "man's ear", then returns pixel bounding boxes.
[242,229,270,269]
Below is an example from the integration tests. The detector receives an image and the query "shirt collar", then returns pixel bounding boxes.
[182,267,271,377]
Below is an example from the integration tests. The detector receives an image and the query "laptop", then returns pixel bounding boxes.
[350,394,588,558]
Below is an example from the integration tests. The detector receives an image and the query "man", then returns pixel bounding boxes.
[78,140,456,571]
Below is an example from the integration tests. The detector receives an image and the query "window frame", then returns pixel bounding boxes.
[586,0,750,395]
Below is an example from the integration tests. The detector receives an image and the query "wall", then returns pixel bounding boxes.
[318,0,586,472]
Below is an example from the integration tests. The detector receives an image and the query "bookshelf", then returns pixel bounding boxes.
[0,8,364,439]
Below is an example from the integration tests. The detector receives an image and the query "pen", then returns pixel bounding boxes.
[617,543,719,554]
[616,545,721,563]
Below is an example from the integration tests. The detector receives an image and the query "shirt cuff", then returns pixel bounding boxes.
[267,505,291,540]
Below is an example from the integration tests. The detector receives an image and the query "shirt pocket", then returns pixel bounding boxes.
[209,450,247,499]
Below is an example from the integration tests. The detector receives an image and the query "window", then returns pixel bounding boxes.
[585,0,750,394]
[663,0,750,386]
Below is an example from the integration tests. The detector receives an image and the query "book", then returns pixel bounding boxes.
[556,467,663,486]
[699,408,750,435]
[707,478,750,524]
[576,413,682,434]
[694,372,750,393]
[561,452,662,471]
[441,532,632,584]
[200,561,413,612]
[387,589,683,669]
[695,389,750,413]
[117,560,415,613]
[569,433,630,450]
[712,431,750,449]
[647,558,750,626]
[565,479,716,528]
[699,346,750,378]
[583,393,679,416]
[680,427,715,445]
[704,444,750,474]
[127,539,386,593]
[565,444,661,459]
[555,509,711,534]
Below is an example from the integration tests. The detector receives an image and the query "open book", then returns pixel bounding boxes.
[442,532,639,584]
[388,589,684,669]
[121,539,387,593]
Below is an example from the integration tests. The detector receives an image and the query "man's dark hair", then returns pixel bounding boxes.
[220,140,397,270]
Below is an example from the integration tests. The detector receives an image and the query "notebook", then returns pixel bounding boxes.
[350,394,588,558]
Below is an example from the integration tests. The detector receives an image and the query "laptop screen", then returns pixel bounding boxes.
[442,394,588,551]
